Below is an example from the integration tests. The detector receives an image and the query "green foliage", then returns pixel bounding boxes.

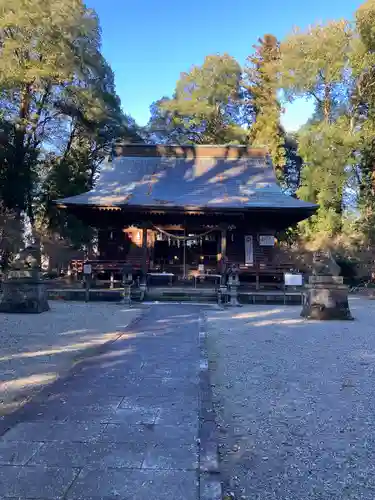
[296,119,359,240]
[0,0,140,253]
[279,21,353,122]
[244,34,286,169]
[146,54,247,144]
[276,17,375,249]
[356,0,375,50]
[0,0,102,219]
[4,0,375,266]
[282,133,303,194]
[0,202,23,268]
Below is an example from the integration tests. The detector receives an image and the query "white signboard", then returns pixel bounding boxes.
[83,264,92,275]
[259,235,275,247]
[284,273,303,286]
[198,264,205,273]
[244,235,254,266]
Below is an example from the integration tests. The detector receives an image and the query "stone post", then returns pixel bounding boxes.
[121,264,133,306]
[301,275,353,320]
[0,267,49,314]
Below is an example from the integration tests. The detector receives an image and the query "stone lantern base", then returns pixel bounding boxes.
[301,275,353,321]
[0,269,50,314]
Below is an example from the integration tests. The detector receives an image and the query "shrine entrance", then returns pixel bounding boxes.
[151,225,221,279]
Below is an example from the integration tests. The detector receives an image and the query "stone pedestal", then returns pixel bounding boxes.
[301,275,353,320]
[121,265,133,306]
[139,282,147,302]
[0,269,50,314]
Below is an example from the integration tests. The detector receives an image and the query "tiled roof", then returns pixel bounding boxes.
[56,147,317,212]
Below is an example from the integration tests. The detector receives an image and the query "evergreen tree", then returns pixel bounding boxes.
[146,54,247,145]
[279,21,356,242]
[244,34,285,170]
[282,133,303,194]
[353,0,375,244]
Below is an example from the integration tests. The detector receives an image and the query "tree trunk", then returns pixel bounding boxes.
[323,83,331,123]
[14,83,33,216]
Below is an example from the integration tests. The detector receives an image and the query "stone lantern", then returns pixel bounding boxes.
[227,264,241,307]
[0,244,49,313]
[301,251,353,320]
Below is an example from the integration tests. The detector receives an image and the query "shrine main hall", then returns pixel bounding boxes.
[56,144,317,289]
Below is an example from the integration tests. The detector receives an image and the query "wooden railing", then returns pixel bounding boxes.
[69,258,150,274]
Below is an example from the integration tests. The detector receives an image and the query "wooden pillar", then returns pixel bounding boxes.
[219,224,227,274]
[141,226,148,280]
[183,225,187,279]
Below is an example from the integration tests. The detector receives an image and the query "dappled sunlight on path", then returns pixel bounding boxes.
[0,303,143,417]
[0,305,200,500]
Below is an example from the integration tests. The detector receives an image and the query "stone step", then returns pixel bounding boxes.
[145,290,218,303]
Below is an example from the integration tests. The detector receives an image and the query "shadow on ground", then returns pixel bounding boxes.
[0,303,143,417]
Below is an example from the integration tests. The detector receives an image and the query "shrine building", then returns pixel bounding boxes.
[56,144,317,289]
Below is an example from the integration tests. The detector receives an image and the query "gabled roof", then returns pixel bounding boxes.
[56,144,317,213]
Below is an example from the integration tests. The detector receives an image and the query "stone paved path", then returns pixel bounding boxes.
[0,305,201,499]
[0,303,143,417]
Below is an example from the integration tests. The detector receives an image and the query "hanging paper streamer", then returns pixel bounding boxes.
[151,224,219,241]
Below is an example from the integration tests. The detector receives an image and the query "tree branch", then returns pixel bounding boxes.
[27,84,52,149]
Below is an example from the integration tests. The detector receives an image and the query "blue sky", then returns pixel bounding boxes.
[88,0,361,132]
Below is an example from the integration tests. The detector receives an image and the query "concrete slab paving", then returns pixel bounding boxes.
[2,421,107,442]
[0,304,204,499]
[142,442,198,470]
[28,440,147,468]
[0,464,80,498]
[66,468,198,500]
[0,440,43,465]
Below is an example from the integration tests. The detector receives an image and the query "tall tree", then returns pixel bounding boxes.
[37,85,140,249]
[244,34,285,170]
[146,54,247,145]
[280,21,353,123]
[297,119,358,239]
[0,0,98,221]
[0,202,22,269]
[0,0,139,258]
[278,21,357,241]
[352,0,375,244]
[282,133,303,194]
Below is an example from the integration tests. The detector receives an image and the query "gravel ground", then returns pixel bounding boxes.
[206,298,375,500]
[0,302,144,417]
